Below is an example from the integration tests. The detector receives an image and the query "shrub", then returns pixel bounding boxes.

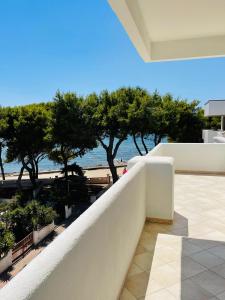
[0,223,15,258]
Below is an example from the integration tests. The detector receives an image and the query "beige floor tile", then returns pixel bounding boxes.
[134,252,154,272]
[182,239,202,255]
[135,244,148,255]
[119,288,137,300]
[167,278,214,300]
[128,263,143,278]
[119,174,225,299]
[211,263,225,278]
[168,256,206,279]
[145,279,165,295]
[187,238,219,251]
[217,291,225,300]
[191,250,225,269]
[199,231,225,243]
[208,245,225,260]
[146,289,177,300]
[151,246,182,263]
[191,270,225,295]
[149,264,181,288]
[125,272,149,298]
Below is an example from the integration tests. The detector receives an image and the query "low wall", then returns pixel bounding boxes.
[0,156,174,300]
[33,222,55,246]
[0,160,148,300]
[147,143,225,173]
[128,156,174,222]
[0,250,12,274]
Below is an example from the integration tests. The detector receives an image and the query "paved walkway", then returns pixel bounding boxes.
[120,174,225,300]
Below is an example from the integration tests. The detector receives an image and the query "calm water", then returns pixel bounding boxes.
[3,136,166,173]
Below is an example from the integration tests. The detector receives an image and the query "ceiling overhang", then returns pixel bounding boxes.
[108,0,225,62]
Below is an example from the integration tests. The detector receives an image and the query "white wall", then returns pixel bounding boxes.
[147,143,225,173]
[128,156,174,221]
[0,155,175,300]
[0,160,147,300]
[0,250,12,274]
[146,157,174,221]
[33,222,55,246]
[204,101,225,116]
[202,129,218,143]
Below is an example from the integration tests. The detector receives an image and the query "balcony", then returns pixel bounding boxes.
[121,173,225,300]
[1,143,225,300]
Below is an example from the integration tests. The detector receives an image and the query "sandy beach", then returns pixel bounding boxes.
[3,165,127,181]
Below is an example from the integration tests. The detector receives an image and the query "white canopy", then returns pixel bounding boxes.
[108,0,225,62]
[204,100,225,117]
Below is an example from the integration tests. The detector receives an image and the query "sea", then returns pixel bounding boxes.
[3,135,166,173]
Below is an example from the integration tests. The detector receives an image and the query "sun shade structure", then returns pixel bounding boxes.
[204,100,225,117]
[108,0,225,62]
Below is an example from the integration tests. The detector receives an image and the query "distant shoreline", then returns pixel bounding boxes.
[3,162,127,179]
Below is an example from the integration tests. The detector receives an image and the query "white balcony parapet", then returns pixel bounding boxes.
[0,156,174,300]
[148,143,225,174]
[2,143,225,299]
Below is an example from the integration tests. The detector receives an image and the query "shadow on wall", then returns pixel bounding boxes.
[123,212,225,299]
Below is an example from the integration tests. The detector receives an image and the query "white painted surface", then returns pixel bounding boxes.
[128,156,174,220]
[0,250,12,274]
[214,136,225,143]
[0,161,148,300]
[147,143,225,173]
[65,205,72,219]
[204,100,225,116]
[33,222,55,246]
[108,0,225,61]
[145,157,174,220]
[202,130,218,143]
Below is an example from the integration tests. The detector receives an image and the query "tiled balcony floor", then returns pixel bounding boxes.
[120,174,225,300]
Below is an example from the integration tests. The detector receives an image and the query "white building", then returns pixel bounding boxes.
[203,100,225,143]
[1,1,225,299]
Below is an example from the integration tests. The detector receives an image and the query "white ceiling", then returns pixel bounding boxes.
[108,0,225,62]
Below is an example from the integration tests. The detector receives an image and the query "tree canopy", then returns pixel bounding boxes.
[48,91,97,179]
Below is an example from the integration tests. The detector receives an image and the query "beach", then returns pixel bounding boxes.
[3,165,127,181]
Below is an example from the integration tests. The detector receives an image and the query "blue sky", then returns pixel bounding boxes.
[0,0,225,107]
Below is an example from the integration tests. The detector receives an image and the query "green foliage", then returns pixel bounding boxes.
[0,222,15,257]
[3,103,51,187]
[2,200,57,241]
[24,200,57,230]
[61,162,84,177]
[48,91,97,178]
[84,87,137,182]
[167,99,205,143]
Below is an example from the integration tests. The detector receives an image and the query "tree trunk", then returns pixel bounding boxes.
[154,135,162,145]
[133,134,143,156]
[0,145,5,180]
[157,135,162,145]
[34,159,39,179]
[141,134,148,154]
[21,158,36,189]
[63,158,68,179]
[17,166,25,191]
[107,153,118,183]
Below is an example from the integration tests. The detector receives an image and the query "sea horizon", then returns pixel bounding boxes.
[2,135,165,174]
